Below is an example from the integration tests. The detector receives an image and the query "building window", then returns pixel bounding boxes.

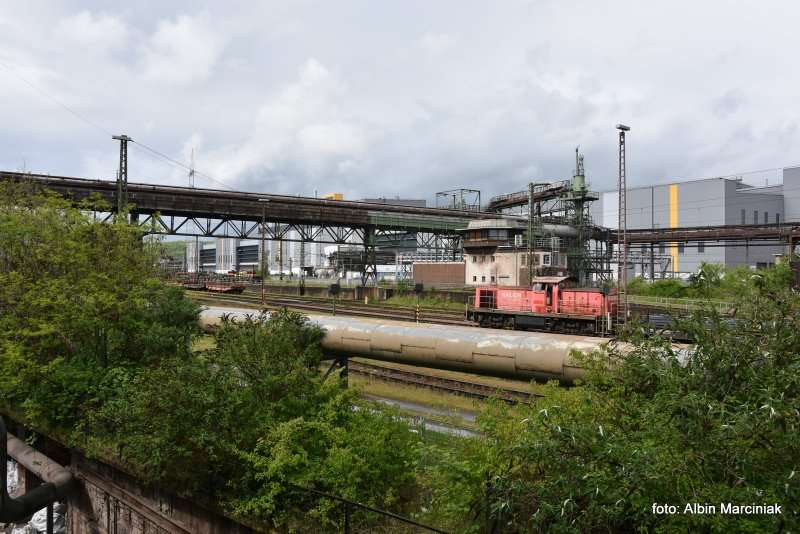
[678,242,685,254]
[480,255,485,263]
[753,210,758,225]
[543,254,551,265]
[777,213,781,224]
[491,275,496,282]
[698,242,705,253]
[659,243,665,254]
[491,256,495,262]
[764,211,768,225]
[741,209,745,225]
[472,276,477,282]
[472,256,476,262]
[481,275,486,282]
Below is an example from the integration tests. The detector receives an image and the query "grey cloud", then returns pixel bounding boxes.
[712,89,744,119]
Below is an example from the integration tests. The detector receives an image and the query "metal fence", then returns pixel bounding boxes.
[627,294,735,314]
[289,484,448,533]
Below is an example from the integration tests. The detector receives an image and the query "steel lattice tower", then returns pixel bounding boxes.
[616,124,630,325]
[112,134,132,215]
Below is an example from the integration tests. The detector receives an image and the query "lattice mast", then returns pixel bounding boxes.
[112,134,132,216]
[616,124,631,325]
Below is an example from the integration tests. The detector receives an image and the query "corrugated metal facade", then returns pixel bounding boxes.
[590,175,786,275]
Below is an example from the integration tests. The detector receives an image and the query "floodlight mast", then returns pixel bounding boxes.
[616,124,630,327]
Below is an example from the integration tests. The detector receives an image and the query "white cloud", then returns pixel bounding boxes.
[54,11,130,51]
[196,58,371,191]
[3,0,800,200]
[141,14,225,84]
[417,32,456,55]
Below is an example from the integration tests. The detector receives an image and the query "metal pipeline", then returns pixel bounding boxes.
[0,416,74,523]
[200,306,618,382]
[539,223,580,237]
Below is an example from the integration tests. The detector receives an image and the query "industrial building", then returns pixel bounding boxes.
[460,219,569,286]
[181,162,800,282]
[590,165,800,276]
[186,196,429,277]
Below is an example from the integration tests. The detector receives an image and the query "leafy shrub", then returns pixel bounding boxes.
[427,268,800,532]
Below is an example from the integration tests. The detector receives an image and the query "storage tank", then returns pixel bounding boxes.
[199,306,619,383]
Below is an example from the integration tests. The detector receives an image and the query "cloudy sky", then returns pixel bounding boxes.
[1,1,798,202]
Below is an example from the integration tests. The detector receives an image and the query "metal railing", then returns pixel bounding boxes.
[0,416,75,526]
[289,484,448,533]
[627,294,735,314]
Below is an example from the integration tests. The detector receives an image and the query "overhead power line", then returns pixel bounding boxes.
[130,141,234,190]
[0,58,235,190]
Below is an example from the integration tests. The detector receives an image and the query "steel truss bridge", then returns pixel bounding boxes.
[0,171,497,284]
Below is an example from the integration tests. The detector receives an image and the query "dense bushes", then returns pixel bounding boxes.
[424,263,799,532]
[626,261,795,300]
[0,184,421,530]
[0,184,201,428]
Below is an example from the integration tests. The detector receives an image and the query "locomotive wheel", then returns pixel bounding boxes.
[504,317,516,330]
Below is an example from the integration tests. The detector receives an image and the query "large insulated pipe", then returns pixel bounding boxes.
[0,417,75,523]
[539,224,580,237]
[200,307,617,382]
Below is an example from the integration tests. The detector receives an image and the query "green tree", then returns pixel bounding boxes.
[0,184,422,530]
[428,263,799,532]
[97,310,421,529]
[0,182,200,430]
[687,261,724,297]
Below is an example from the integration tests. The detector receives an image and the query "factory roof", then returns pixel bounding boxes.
[531,276,573,284]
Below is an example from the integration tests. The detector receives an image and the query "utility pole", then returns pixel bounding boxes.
[261,209,266,305]
[616,124,630,327]
[189,148,196,188]
[112,134,132,216]
[279,236,284,280]
[300,239,306,278]
[189,148,200,277]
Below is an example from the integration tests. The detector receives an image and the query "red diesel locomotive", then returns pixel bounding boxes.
[467,276,616,334]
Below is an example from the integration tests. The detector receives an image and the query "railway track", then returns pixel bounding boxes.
[348,360,539,404]
[185,290,473,327]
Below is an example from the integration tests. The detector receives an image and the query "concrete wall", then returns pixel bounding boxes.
[466,251,515,285]
[412,262,465,285]
[464,250,566,286]
[215,238,238,273]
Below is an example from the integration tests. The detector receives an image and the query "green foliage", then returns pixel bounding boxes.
[626,276,688,298]
[627,261,795,301]
[687,261,724,297]
[235,388,420,529]
[90,310,420,528]
[427,269,800,532]
[0,182,201,429]
[0,183,423,530]
[395,278,412,293]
